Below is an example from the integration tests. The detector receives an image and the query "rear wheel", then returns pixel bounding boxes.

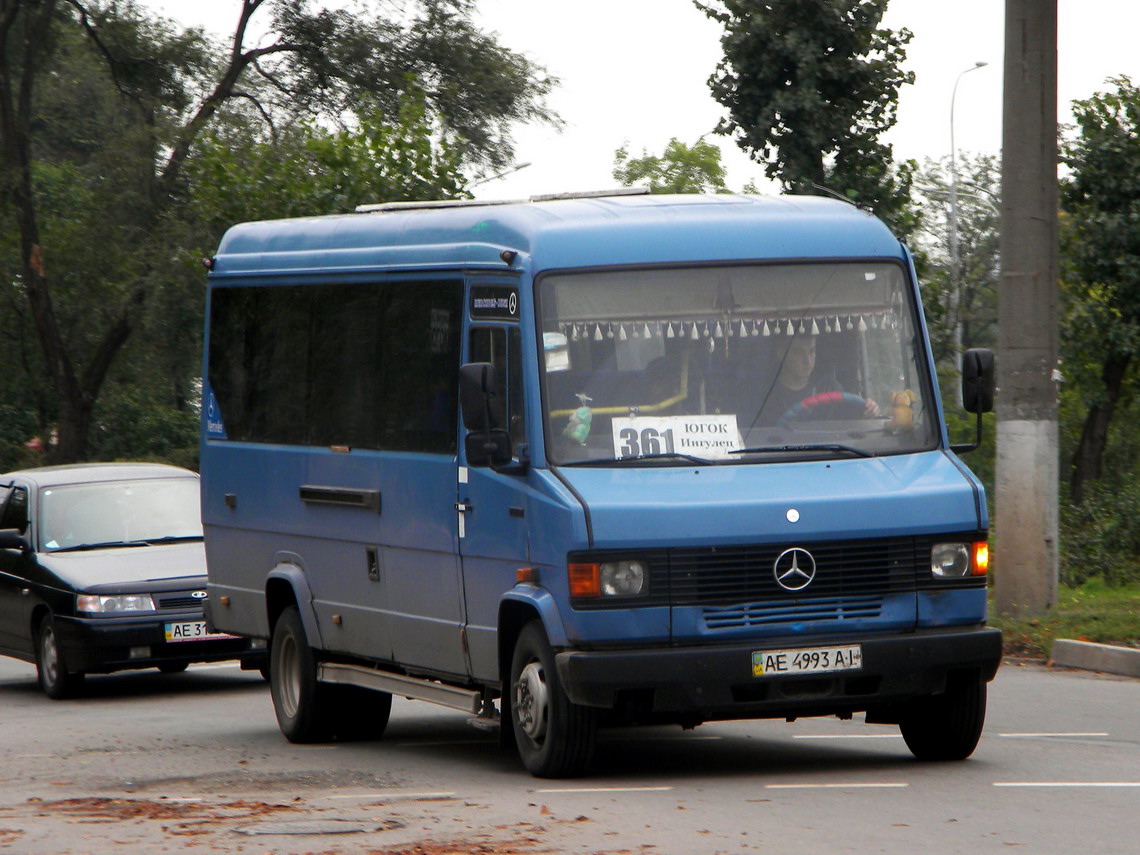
[328,685,393,741]
[158,662,189,674]
[509,622,597,778]
[35,616,84,700]
[270,606,334,742]
[899,675,987,761]
[269,606,392,742]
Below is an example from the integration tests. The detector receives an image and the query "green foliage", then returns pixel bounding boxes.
[1060,76,1140,502]
[0,0,556,463]
[1060,76,1140,374]
[697,0,918,236]
[189,93,469,228]
[0,406,41,473]
[1059,480,1140,587]
[613,137,729,194]
[88,389,200,471]
[913,155,1001,367]
[990,580,1140,656]
[266,0,559,170]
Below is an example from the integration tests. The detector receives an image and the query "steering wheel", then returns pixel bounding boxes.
[779,391,869,425]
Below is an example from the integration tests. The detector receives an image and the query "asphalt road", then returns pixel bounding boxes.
[0,656,1136,855]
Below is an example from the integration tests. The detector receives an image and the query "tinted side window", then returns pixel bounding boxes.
[0,486,29,533]
[209,280,461,453]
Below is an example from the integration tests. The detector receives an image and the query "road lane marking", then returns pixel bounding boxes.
[766,782,909,790]
[994,782,1140,788]
[536,786,675,794]
[793,734,903,739]
[328,792,456,800]
[998,732,1109,738]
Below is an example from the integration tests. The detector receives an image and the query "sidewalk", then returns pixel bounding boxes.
[1050,639,1140,678]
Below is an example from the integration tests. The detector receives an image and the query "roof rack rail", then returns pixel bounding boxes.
[355,187,651,214]
[355,198,523,214]
[529,187,650,202]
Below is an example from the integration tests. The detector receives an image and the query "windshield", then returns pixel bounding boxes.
[538,262,938,465]
[41,477,203,551]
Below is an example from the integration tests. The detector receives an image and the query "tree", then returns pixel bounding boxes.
[1060,76,1140,503]
[190,92,469,229]
[912,154,1001,367]
[613,137,729,194]
[0,0,556,463]
[696,0,918,235]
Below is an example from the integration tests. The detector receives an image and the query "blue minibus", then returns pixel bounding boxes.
[201,191,1000,777]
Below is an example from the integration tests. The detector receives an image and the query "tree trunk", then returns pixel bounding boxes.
[1070,353,1131,504]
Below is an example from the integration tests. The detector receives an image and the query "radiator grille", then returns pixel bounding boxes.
[667,537,921,607]
[156,592,207,610]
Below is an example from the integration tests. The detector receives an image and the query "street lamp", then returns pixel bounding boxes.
[948,61,989,367]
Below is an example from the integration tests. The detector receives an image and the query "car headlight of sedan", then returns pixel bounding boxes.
[77,593,157,614]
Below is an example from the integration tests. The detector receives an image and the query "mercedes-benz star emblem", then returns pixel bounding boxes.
[773,547,817,592]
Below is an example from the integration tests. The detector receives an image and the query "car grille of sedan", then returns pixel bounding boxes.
[156,593,207,610]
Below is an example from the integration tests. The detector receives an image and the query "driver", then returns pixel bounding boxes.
[756,334,880,425]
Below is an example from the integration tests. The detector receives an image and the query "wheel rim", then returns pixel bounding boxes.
[40,623,61,687]
[277,632,301,719]
[514,660,548,744]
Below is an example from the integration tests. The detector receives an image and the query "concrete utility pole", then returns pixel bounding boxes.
[994,0,1059,617]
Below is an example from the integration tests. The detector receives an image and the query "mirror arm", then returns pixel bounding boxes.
[950,410,984,455]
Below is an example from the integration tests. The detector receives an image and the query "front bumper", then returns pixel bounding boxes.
[53,612,265,674]
[555,626,1002,721]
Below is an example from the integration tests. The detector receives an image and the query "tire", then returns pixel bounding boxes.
[899,675,987,761]
[269,606,392,742]
[509,621,597,778]
[158,662,189,674]
[270,606,335,743]
[35,616,84,700]
[327,684,393,742]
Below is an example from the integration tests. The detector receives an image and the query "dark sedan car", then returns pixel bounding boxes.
[0,463,265,698]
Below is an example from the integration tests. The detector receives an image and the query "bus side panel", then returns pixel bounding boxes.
[202,441,466,677]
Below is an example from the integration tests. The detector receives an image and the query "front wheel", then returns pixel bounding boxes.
[899,675,987,761]
[509,622,597,778]
[35,615,84,699]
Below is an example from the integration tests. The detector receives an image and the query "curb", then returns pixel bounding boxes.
[1050,639,1140,679]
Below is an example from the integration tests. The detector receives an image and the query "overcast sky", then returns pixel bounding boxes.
[146,1,1139,199]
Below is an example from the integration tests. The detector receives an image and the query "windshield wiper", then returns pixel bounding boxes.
[560,452,715,467]
[50,540,153,553]
[730,443,874,459]
[142,535,204,544]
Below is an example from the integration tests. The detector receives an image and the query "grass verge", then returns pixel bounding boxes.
[989,579,1140,659]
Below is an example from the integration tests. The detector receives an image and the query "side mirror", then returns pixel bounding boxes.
[962,348,995,414]
[0,528,30,552]
[459,362,513,468]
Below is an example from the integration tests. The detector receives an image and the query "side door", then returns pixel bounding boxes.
[0,483,34,656]
[458,296,532,682]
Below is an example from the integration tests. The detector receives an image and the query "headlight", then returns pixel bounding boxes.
[600,560,646,596]
[931,542,989,578]
[569,560,648,598]
[77,594,157,614]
